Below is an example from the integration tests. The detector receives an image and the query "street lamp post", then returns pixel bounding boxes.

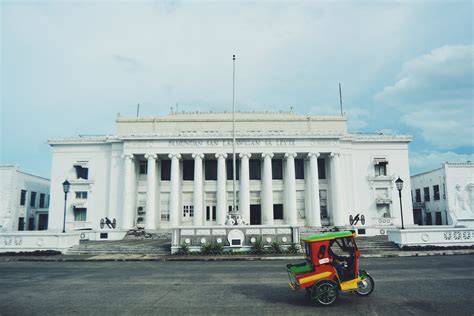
[62,180,70,233]
[395,177,404,229]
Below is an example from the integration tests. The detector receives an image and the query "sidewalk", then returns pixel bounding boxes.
[1,248,474,262]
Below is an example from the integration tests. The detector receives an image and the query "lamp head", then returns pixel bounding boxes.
[395,177,404,191]
[62,180,70,193]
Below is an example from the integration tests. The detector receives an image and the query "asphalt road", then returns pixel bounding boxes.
[0,255,473,316]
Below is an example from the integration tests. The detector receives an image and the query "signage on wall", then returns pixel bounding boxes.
[125,139,340,149]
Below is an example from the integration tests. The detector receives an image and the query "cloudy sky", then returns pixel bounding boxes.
[1,0,473,178]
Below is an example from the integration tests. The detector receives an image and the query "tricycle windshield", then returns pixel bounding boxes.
[330,237,355,257]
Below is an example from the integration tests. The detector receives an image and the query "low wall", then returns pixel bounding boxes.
[0,232,80,253]
[78,230,127,241]
[171,225,300,254]
[388,227,474,247]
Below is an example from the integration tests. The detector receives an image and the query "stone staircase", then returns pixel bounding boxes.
[66,230,171,255]
[356,235,400,253]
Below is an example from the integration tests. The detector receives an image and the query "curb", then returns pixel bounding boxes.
[1,251,473,262]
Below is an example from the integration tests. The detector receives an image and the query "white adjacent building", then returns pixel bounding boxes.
[47,112,413,237]
[411,162,474,226]
[0,165,50,232]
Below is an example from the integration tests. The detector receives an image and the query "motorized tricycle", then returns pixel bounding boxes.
[287,230,374,306]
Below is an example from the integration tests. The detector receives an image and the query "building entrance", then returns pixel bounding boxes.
[250,205,261,225]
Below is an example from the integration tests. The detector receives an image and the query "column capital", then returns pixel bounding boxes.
[261,152,274,159]
[239,153,252,159]
[307,152,320,159]
[122,154,134,160]
[192,153,205,159]
[284,152,297,159]
[330,152,340,158]
[215,153,228,159]
[144,153,158,160]
[168,153,182,160]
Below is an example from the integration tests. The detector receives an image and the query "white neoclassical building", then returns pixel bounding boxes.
[47,112,414,237]
[0,165,50,232]
[411,162,474,226]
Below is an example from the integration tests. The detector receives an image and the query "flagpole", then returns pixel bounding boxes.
[232,54,237,217]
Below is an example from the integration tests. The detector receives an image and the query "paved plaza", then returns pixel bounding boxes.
[1,255,473,315]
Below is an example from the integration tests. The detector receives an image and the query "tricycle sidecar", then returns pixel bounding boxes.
[287,230,374,306]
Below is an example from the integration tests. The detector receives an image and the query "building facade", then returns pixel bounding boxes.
[0,165,50,232]
[48,112,413,236]
[411,162,474,226]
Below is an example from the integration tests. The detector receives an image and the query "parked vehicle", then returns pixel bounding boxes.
[287,230,374,306]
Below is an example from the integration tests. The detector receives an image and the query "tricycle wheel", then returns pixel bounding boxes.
[356,274,374,296]
[310,279,339,306]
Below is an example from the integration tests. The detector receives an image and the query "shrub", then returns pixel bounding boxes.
[210,242,224,255]
[178,242,189,255]
[270,241,283,254]
[251,238,265,254]
[287,243,300,254]
[201,243,213,255]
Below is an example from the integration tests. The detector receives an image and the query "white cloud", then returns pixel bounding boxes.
[375,44,473,149]
[410,150,474,175]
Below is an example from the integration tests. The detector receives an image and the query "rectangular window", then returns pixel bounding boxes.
[226,159,240,180]
[205,160,217,180]
[375,162,388,176]
[20,190,27,206]
[39,193,46,208]
[249,159,261,180]
[295,159,304,179]
[183,160,194,181]
[433,185,440,200]
[272,159,283,179]
[74,208,87,221]
[435,212,442,225]
[28,217,35,230]
[161,160,171,180]
[424,187,430,201]
[273,204,284,220]
[415,189,421,203]
[319,190,328,218]
[18,217,25,231]
[206,206,217,221]
[139,160,148,174]
[75,191,88,199]
[183,205,194,217]
[30,192,37,207]
[317,158,326,179]
[74,165,89,179]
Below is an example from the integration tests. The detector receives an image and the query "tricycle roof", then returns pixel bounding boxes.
[302,231,356,243]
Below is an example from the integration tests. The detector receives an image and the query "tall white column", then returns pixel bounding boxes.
[145,153,157,230]
[285,153,297,226]
[169,153,181,227]
[308,153,321,227]
[215,153,228,225]
[239,153,251,224]
[122,154,134,229]
[331,152,345,226]
[262,152,274,225]
[192,153,204,226]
